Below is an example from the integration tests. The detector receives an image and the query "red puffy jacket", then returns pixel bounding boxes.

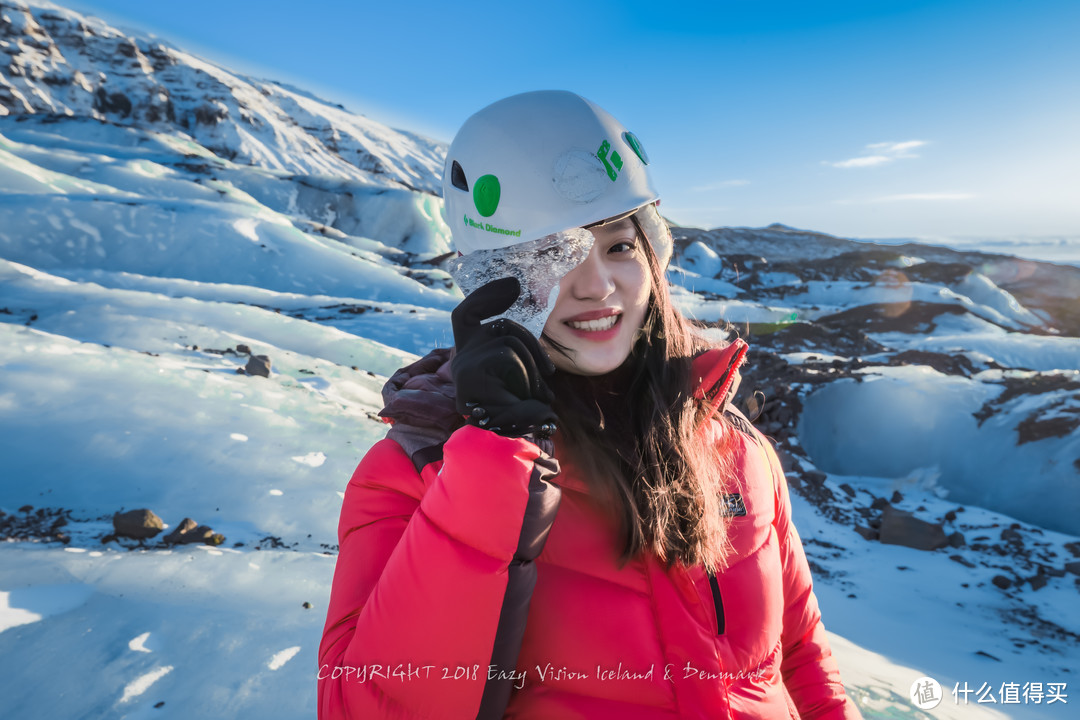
[319,341,860,719]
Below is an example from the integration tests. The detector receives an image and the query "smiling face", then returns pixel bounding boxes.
[541,217,652,376]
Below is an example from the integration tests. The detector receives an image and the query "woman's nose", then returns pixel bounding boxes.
[566,250,615,301]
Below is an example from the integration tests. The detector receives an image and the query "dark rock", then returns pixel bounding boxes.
[302,601,313,609]
[162,517,224,546]
[1064,541,1080,558]
[879,506,948,551]
[236,344,252,355]
[890,349,976,377]
[1040,564,1065,578]
[854,525,878,541]
[991,575,1012,590]
[890,490,903,504]
[164,517,204,544]
[1000,527,1023,545]
[804,471,826,486]
[945,510,957,522]
[154,701,165,708]
[1065,561,1080,576]
[948,532,966,548]
[1029,574,1048,591]
[838,483,856,498]
[245,354,271,377]
[949,555,976,568]
[113,509,163,539]
[870,497,889,511]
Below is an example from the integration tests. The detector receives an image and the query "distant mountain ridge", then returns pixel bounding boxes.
[0,0,444,192]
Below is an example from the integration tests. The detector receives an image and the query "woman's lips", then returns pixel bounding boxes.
[564,312,622,339]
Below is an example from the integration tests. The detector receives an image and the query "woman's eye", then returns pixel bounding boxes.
[609,240,637,255]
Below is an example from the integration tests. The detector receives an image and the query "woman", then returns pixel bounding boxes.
[318,91,859,719]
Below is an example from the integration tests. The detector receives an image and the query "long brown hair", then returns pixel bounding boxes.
[544,229,734,573]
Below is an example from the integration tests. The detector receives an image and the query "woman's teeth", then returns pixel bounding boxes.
[568,315,618,332]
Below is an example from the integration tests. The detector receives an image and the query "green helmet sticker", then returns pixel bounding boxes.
[623,131,649,165]
[597,140,623,182]
[473,174,501,218]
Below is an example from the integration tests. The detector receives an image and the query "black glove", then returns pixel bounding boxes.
[451,277,558,438]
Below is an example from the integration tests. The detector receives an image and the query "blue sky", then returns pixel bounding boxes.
[67,0,1080,244]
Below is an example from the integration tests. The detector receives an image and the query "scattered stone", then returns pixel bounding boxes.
[945,510,957,522]
[1065,561,1080,576]
[975,650,1002,662]
[236,344,252,355]
[948,532,966,548]
[870,497,889,511]
[879,506,948,551]
[1029,574,1048,591]
[890,490,903,504]
[245,354,271,377]
[992,575,1012,590]
[838,483,856,498]
[1065,541,1080,558]
[950,555,976,568]
[0,506,73,543]
[154,701,165,708]
[113,509,164,539]
[804,471,826,486]
[302,601,313,609]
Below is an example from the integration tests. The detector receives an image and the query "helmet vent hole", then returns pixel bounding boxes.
[450,161,469,191]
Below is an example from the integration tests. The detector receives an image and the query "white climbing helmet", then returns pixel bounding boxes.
[442,90,672,267]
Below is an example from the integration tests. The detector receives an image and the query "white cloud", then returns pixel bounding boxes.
[831,155,892,169]
[691,179,750,192]
[830,139,927,168]
[866,140,926,155]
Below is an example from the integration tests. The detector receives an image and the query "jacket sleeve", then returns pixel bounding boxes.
[317,425,560,720]
[766,441,862,720]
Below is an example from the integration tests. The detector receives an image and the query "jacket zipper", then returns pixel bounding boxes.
[707,572,725,635]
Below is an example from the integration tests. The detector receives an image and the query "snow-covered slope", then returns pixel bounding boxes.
[1,3,1077,719]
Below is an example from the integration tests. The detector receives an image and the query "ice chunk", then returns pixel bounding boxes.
[448,228,594,337]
